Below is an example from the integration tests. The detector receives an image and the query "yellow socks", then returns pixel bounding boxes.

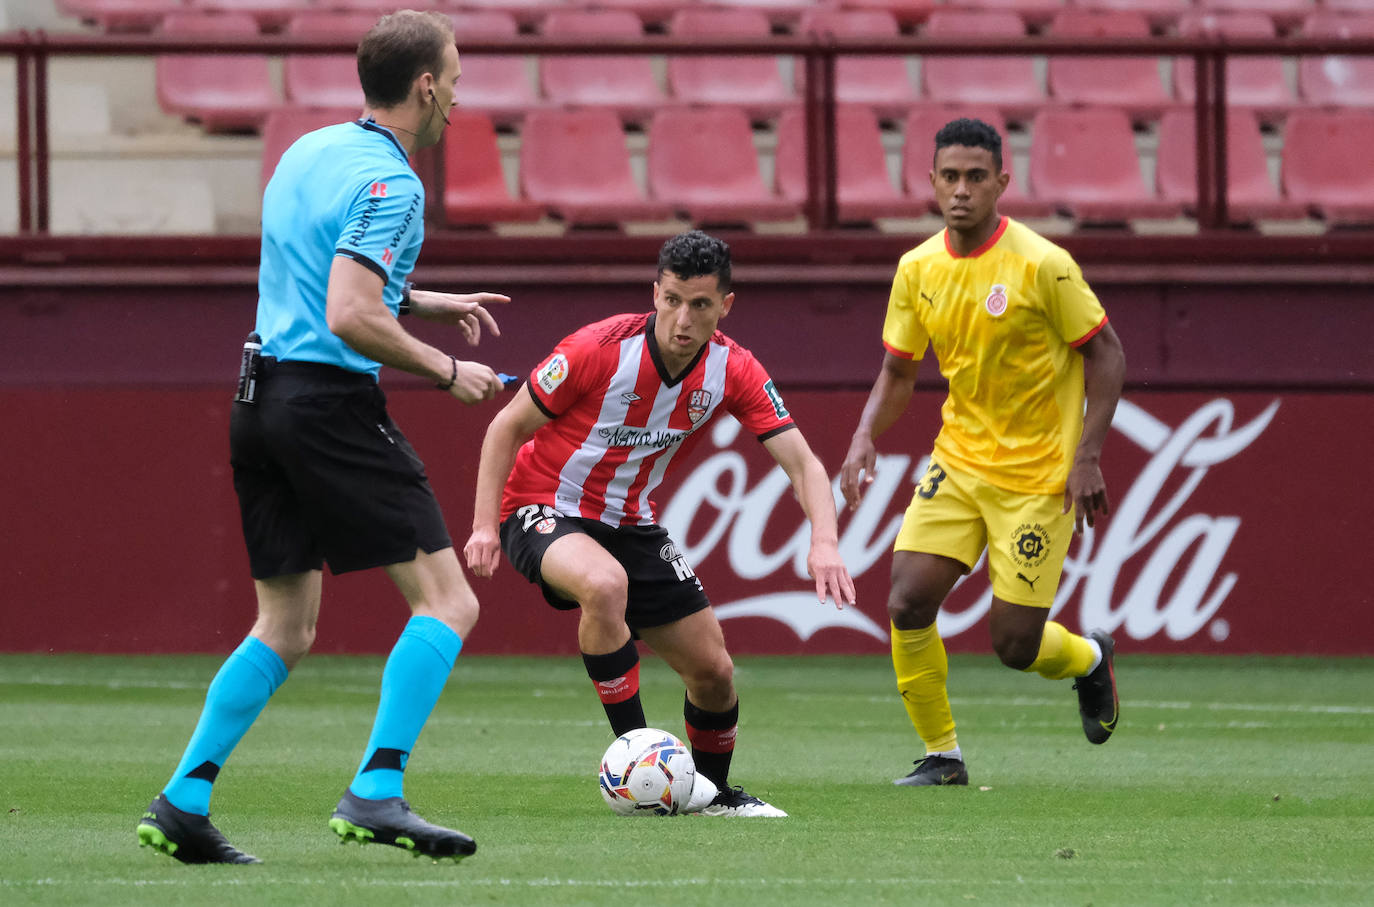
[1026,620,1097,680]
[891,622,957,754]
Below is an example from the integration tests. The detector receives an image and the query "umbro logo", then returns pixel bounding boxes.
[621,392,641,403]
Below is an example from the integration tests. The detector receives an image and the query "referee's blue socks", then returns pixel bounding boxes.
[349,615,462,801]
[162,636,288,816]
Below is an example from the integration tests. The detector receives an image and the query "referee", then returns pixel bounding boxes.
[137,11,504,864]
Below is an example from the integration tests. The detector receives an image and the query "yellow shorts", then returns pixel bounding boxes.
[892,459,1074,608]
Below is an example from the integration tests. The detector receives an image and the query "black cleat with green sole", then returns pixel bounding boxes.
[136,794,261,864]
[330,791,476,861]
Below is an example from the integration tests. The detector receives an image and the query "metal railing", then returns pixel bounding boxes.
[4,30,1374,233]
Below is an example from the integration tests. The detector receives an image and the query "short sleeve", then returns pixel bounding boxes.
[527,332,592,419]
[880,259,929,360]
[334,169,425,283]
[1039,247,1108,347]
[725,349,796,441]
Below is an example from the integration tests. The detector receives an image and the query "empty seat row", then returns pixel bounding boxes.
[55,0,1374,33]
[260,104,1374,229]
[154,8,1374,134]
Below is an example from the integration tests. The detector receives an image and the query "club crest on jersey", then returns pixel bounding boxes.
[985,284,1009,317]
[538,354,569,393]
[686,389,712,424]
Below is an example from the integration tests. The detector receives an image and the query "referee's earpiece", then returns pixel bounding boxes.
[427,88,452,126]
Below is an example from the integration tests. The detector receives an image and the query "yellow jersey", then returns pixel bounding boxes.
[881,217,1108,494]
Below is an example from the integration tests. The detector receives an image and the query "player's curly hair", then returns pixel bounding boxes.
[933,118,1003,172]
[657,231,732,293]
[357,10,455,109]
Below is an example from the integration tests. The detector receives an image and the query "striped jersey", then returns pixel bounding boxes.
[502,312,796,526]
[882,217,1108,494]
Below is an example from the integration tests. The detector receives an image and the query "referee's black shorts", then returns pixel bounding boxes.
[230,359,452,579]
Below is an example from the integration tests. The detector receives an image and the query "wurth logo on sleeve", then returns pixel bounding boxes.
[370,182,387,197]
[382,248,394,266]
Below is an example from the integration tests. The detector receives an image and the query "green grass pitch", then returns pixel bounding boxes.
[2,652,1372,906]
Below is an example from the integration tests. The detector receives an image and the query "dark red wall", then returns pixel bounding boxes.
[2,256,1370,654]
[2,384,1369,656]
[3,274,1371,391]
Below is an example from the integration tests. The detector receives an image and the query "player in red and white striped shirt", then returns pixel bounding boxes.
[465,232,855,817]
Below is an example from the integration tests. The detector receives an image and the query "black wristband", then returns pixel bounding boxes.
[398,281,414,316]
[436,354,457,391]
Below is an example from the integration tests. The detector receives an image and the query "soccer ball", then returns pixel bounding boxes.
[598,727,697,816]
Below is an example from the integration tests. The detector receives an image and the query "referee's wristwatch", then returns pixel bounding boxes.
[398,281,414,316]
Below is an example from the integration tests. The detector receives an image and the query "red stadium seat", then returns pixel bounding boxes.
[708,0,821,29]
[440,0,569,30]
[834,0,937,28]
[903,106,1054,218]
[156,12,280,133]
[1298,14,1374,108]
[1173,13,1294,120]
[445,11,541,126]
[1046,10,1172,116]
[519,109,675,226]
[443,109,546,226]
[954,0,1065,28]
[260,106,360,191]
[1028,107,1182,222]
[1197,0,1315,32]
[187,0,309,31]
[1155,109,1307,222]
[797,10,918,118]
[283,11,375,110]
[1067,0,1189,31]
[575,0,688,29]
[774,106,915,222]
[666,9,795,120]
[1322,0,1374,13]
[921,11,1043,121]
[648,107,801,224]
[317,0,439,9]
[1280,110,1374,225]
[55,0,182,32]
[539,10,666,122]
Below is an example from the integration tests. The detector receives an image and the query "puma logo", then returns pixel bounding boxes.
[920,292,938,307]
[1016,572,1039,590]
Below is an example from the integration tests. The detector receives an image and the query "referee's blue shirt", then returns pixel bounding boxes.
[256,119,424,378]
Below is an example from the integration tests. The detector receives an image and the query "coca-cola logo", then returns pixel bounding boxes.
[659,397,1279,646]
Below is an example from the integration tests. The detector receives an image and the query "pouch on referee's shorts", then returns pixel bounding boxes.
[233,332,263,404]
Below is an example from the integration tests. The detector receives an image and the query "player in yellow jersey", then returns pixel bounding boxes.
[840,118,1127,786]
